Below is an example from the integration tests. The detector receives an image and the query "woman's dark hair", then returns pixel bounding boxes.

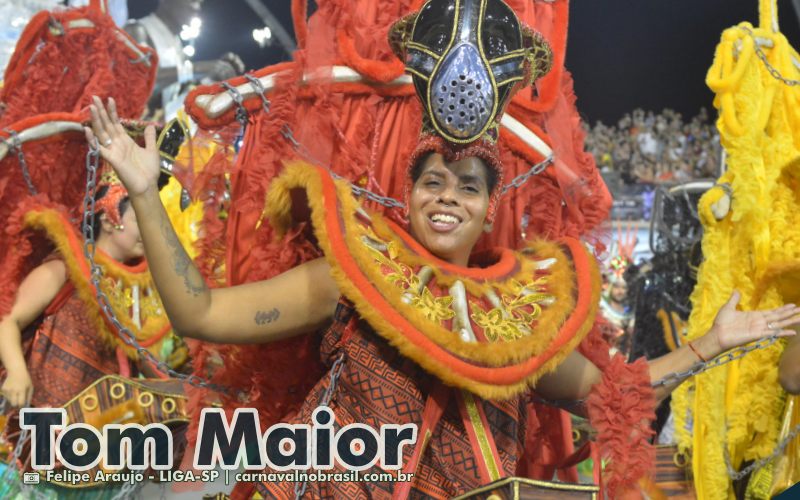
[91,185,131,237]
[411,152,498,194]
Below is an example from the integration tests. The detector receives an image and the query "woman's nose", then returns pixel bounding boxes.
[437,186,458,206]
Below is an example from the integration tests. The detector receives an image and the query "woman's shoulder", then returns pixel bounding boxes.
[29,258,67,285]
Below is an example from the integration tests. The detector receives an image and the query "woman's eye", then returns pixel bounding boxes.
[463,185,479,193]
[425,180,441,187]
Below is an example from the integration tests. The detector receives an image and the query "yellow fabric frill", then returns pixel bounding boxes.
[672,2,800,498]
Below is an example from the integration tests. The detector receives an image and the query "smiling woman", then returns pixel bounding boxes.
[408,154,495,267]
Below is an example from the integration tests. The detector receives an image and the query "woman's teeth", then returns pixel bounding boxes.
[430,213,459,224]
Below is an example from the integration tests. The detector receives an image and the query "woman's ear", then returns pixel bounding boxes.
[99,213,114,234]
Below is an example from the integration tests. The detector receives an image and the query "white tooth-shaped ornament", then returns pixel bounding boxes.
[361,236,388,253]
[132,284,141,329]
[534,258,556,270]
[402,266,434,305]
[450,281,477,343]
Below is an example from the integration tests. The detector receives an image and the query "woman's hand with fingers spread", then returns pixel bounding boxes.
[84,96,160,198]
[700,291,800,358]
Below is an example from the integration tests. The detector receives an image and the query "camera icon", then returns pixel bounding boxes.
[22,472,40,485]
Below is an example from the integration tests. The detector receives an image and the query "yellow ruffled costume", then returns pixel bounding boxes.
[672,1,800,498]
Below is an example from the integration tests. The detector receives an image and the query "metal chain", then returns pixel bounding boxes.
[244,73,271,113]
[279,126,407,210]
[742,26,800,86]
[651,335,779,388]
[0,391,34,496]
[2,428,49,500]
[2,129,37,195]
[220,82,249,126]
[0,398,46,500]
[293,352,347,500]
[320,353,346,408]
[651,331,796,479]
[724,420,800,481]
[82,140,229,394]
[347,182,407,210]
[500,156,553,195]
[1,427,29,493]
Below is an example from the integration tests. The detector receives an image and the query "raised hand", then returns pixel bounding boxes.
[84,96,160,198]
[707,291,800,354]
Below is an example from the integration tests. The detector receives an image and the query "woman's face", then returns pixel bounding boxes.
[101,206,145,263]
[408,153,491,266]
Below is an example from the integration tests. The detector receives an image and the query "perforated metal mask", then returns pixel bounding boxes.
[390,0,552,144]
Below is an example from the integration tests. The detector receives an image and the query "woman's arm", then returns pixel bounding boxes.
[779,329,800,394]
[533,350,601,402]
[536,291,800,404]
[86,97,340,343]
[0,260,67,407]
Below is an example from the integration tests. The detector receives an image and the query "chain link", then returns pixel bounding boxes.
[650,332,794,481]
[741,26,800,87]
[220,82,249,126]
[652,335,779,388]
[1,427,49,500]
[2,129,37,195]
[293,352,346,500]
[279,126,407,210]
[724,420,800,481]
[0,427,29,495]
[0,397,44,499]
[244,74,271,114]
[500,156,553,195]
[82,140,229,394]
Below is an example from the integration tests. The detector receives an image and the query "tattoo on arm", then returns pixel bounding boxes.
[160,218,207,297]
[255,308,281,326]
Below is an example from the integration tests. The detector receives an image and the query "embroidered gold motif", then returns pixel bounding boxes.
[360,225,555,338]
[471,278,554,342]
[411,287,456,322]
[100,275,163,322]
[139,289,165,318]
[362,232,455,323]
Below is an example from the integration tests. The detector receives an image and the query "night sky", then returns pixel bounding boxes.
[131,1,800,125]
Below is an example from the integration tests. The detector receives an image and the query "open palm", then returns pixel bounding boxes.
[711,291,800,352]
[84,96,160,197]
